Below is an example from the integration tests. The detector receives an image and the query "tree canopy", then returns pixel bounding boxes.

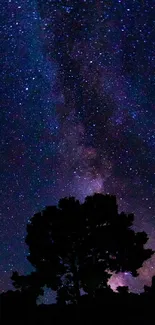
[12,194,153,304]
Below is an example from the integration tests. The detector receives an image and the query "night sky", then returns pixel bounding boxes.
[1,0,155,301]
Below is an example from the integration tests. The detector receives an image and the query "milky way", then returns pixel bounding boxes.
[1,0,155,298]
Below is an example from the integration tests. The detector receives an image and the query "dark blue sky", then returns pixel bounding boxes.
[1,0,155,298]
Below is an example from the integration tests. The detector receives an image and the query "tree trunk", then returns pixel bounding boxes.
[72,257,80,304]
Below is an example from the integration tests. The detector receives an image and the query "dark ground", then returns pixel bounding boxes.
[1,301,154,325]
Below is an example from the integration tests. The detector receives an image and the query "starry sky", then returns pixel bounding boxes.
[1,0,155,300]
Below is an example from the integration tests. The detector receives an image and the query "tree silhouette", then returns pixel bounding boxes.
[12,194,153,304]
